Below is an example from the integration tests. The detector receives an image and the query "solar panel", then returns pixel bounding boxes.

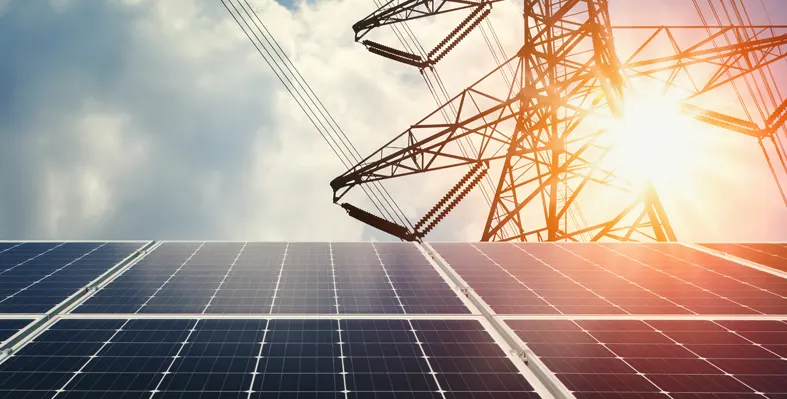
[77,242,468,315]
[430,242,787,315]
[1,240,784,398]
[701,243,787,273]
[506,319,787,397]
[0,317,536,397]
[0,242,145,313]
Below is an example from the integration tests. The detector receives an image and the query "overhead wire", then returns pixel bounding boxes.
[222,0,415,232]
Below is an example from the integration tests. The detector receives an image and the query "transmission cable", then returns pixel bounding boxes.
[222,0,415,231]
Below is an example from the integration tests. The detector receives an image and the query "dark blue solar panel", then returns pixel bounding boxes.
[79,242,467,315]
[76,242,204,313]
[253,319,343,396]
[508,319,787,397]
[204,243,284,314]
[139,242,246,313]
[413,320,539,398]
[376,243,469,314]
[160,319,266,397]
[0,318,127,396]
[0,319,30,344]
[0,242,144,313]
[0,317,531,397]
[333,243,403,314]
[272,243,335,314]
[0,243,23,255]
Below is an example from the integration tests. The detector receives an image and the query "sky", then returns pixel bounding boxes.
[0,0,786,242]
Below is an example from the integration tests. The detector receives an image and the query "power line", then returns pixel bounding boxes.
[222,0,414,232]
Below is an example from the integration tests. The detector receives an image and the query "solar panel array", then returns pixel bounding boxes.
[0,240,785,398]
[76,242,467,314]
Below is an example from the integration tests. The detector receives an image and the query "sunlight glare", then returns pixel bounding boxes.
[607,93,695,186]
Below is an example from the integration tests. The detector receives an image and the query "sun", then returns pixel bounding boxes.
[605,92,696,187]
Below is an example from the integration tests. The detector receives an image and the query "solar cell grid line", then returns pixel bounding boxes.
[272,242,335,314]
[705,320,787,395]
[155,319,269,397]
[136,242,206,314]
[412,319,541,398]
[329,243,340,314]
[245,319,271,398]
[0,319,32,345]
[638,320,775,397]
[205,242,286,314]
[375,243,469,314]
[253,319,344,397]
[146,319,200,398]
[506,319,670,398]
[0,319,127,397]
[268,242,290,314]
[700,243,787,273]
[74,242,204,313]
[603,244,787,315]
[561,243,773,315]
[342,319,443,398]
[202,242,248,314]
[50,319,135,398]
[541,243,696,315]
[506,319,787,398]
[429,243,562,315]
[502,243,629,315]
[333,243,402,314]
[0,242,63,275]
[0,242,23,255]
[369,243,448,398]
[0,242,108,314]
[13,242,147,315]
[644,244,787,297]
[142,242,247,314]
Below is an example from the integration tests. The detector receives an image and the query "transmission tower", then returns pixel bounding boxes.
[330,0,787,242]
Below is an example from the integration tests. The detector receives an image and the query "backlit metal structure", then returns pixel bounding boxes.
[331,0,787,242]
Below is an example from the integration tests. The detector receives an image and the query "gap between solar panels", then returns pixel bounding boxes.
[420,242,575,399]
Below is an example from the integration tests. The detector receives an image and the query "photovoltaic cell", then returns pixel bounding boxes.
[413,320,539,398]
[75,242,205,313]
[0,318,532,398]
[0,319,30,344]
[0,242,144,313]
[701,243,787,273]
[597,244,787,314]
[375,243,468,314]
[273,243,335,314]
[0,243,23,254]
[205,243,284,314]
[431,242,787,315]
[333,243,402,313]
[78,242,467,315]
[507,319,787,398]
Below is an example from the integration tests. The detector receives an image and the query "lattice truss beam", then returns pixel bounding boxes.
[332,0,787,242]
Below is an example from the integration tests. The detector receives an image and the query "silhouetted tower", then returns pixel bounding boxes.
[331,0,787,242]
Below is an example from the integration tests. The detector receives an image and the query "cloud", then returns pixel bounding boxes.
[0,0,784,242]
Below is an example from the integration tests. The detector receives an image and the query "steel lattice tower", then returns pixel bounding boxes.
[330,0,787,242]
